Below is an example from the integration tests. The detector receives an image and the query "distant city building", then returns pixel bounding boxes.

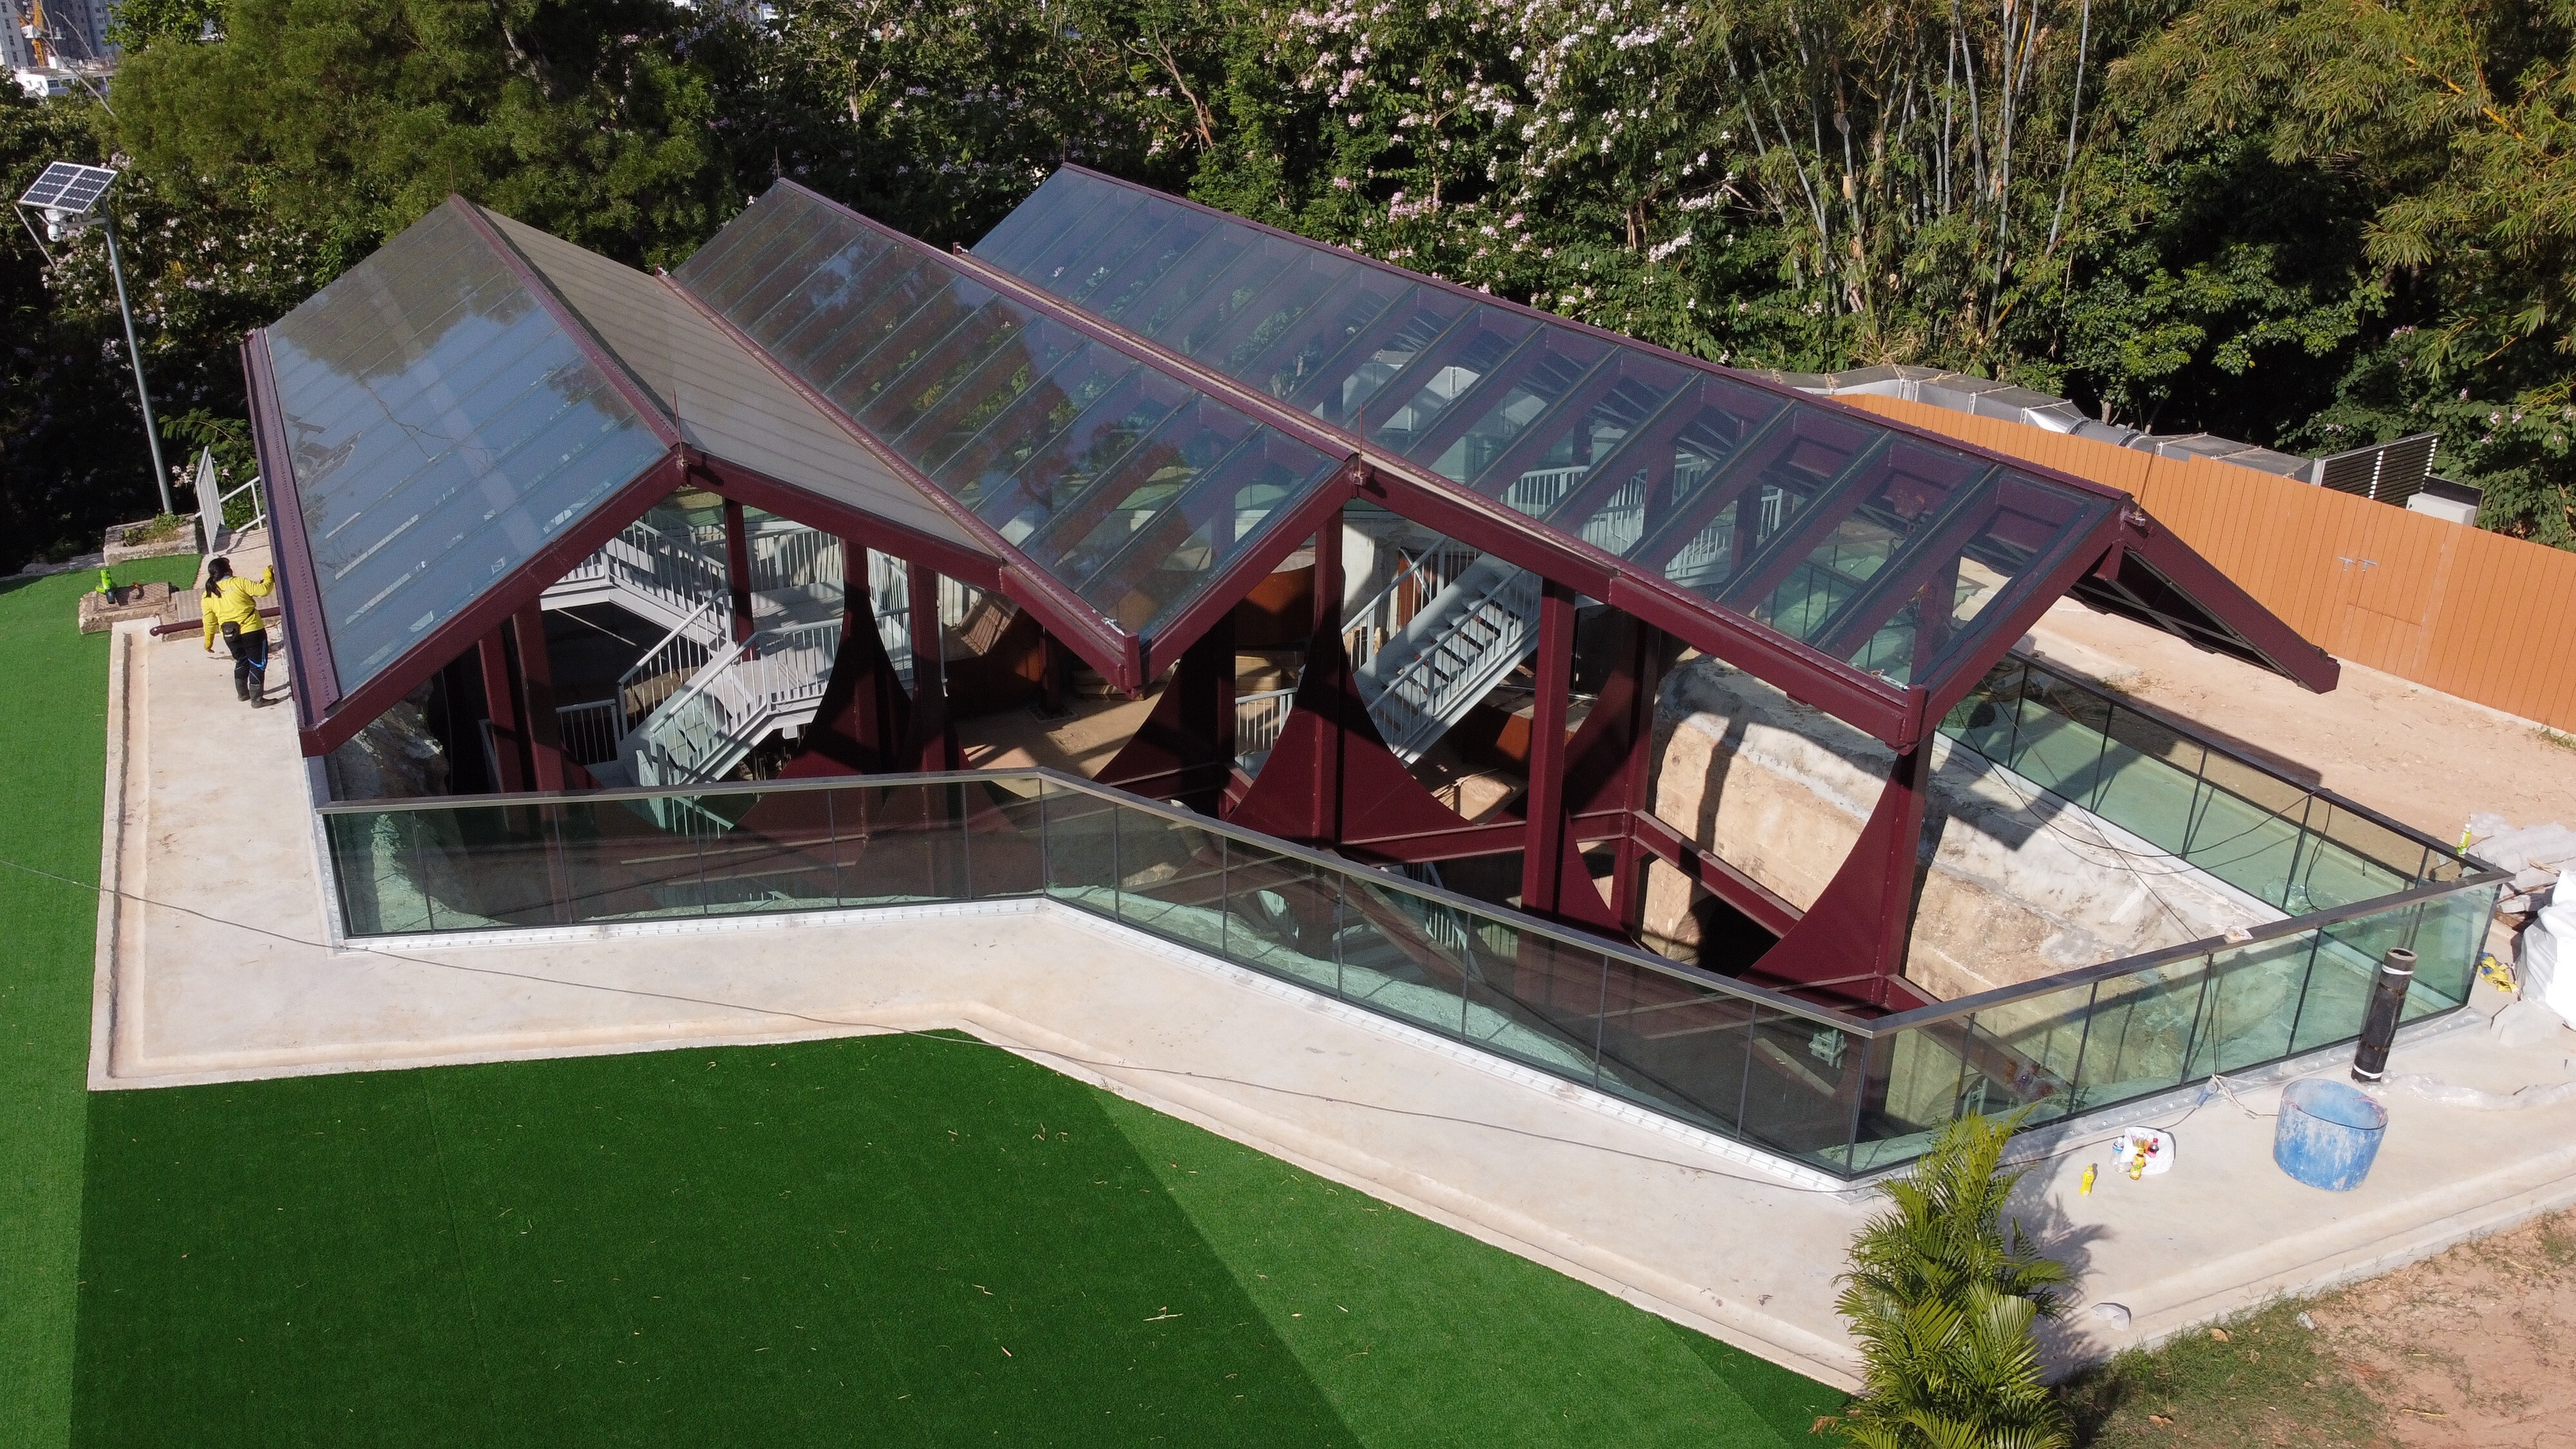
[8,0,118,98]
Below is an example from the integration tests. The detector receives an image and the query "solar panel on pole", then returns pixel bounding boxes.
[17,160,117,215]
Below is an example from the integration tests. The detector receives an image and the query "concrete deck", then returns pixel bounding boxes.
[91,621,2576,1388]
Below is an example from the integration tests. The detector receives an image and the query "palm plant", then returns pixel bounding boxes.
[1824,1112,2072,1449]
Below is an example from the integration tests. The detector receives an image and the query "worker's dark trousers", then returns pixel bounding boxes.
[225,629,269,701]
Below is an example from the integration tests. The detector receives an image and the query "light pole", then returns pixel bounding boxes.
[15,162,173,515]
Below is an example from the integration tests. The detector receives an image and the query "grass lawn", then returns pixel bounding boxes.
[0,558,1841,1446]
[0,559,200,1449]
[73,1036,1841,1447]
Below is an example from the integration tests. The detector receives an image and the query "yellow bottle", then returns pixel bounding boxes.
[2080,1163,2098,1195]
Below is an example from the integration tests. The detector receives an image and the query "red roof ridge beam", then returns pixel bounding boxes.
[454,198,687,452]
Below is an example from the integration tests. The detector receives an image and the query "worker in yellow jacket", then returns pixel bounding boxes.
[200,556,276,706]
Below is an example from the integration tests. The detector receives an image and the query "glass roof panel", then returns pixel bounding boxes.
[266,202,669,698]
[676,185,1349,647]
[970,171,2158,701]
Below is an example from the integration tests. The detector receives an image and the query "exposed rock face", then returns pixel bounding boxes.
[1641,658,2278,999]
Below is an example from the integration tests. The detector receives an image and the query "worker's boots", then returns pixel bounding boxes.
[236,678,251,702]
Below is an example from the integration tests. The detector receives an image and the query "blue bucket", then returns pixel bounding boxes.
[2272,1079,2387,1191]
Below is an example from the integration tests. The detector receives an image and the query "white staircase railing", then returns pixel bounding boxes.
[1341,538,1482,672]
[625,618,845,789]
[1352,554,1546,763]
[192,450,267,555]
[1233,685,1298,773]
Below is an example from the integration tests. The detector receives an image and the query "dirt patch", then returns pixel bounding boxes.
[2308,1207,2576,1448]
[2027,598,2576,842]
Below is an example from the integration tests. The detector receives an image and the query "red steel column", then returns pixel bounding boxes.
[908,564,959,770]
[723,497,755,646]
[1609,621,1664,933]
[1518,580,1578,916]
[477,625,529,793]
[511,603,567,793]
[1306,509,1346,842]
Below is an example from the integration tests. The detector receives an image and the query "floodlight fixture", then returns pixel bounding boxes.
[15,162,173,514]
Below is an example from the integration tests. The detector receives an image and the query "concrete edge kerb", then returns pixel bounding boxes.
[87,624,142,1093]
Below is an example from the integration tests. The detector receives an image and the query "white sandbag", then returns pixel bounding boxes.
[2521,899,2576,1030]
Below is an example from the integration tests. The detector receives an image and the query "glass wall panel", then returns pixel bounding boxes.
[1737,1008,1868,1162]
[1106,806,1231,954]
[1457,926,1609,1083]
[1593,955,1760,1135]
[2009,673,2113,805]
[1333,875,1473,1039]
[1218,844,1345,994]
[2089,703,2202,854]
[1954,977,2093,1126]
[2404,884,2496,1018]
[961,782,1048,900]
[2293,905,2415,1055]
[317,762,2490,1179]
[1041,784,1121,909]
[325,811,435,936]
[2185,934,2313,1076]
[2068,958,2206,1110]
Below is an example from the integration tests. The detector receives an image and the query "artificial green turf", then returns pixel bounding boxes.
[0,558,200,1449]
[73,1035,1843,1447]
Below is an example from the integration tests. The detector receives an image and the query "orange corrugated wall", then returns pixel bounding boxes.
[1842,395,2576,730]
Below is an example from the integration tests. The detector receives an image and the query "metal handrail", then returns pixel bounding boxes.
[317,757,2508,1044]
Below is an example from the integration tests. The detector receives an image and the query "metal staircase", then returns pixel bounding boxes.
[541,515,865,787]
[1350,553,1546,763]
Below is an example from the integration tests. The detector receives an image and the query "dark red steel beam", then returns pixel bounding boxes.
[905,563,960,770]
[1519,581,1578,918]
[722,497,756,646]
[1745,743,1933,1011]
[2117,511,2340,693]
[779,540,911,778]
[477,625,530,793]
[1915,508,2129,730]
[512,601,567,793]
[1626,810,1803,939]
[1095,612,1236,812]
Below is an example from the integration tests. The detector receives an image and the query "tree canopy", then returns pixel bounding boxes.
[3,0,2569,571]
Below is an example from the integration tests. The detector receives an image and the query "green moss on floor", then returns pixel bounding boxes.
[0,559,199,1449]
[74,1036,1842,1447]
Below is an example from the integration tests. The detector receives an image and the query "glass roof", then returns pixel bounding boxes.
[263,202,671,697]
[672,185,1347,641]
[976,169,2120,691]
